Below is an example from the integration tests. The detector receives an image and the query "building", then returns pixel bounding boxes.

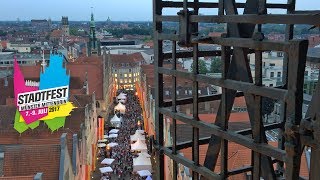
[87,12,101,56]
[110,52,144,90]
[0,52,48,66]
[0,93,99,180]
[0,53,110,179]
[6,42,34,53]
[31,19,50,32]
[61,16,70,37]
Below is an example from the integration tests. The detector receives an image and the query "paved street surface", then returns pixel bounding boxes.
[93,90,152,180]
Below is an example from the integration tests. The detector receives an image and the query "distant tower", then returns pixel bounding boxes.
[48,17,52,29]
[107,16,111,24]
[61,16,70,36]
[41,49,47,72]
[87,9,101,56]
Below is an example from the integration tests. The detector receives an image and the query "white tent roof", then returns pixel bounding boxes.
[107,142,119,147]
[131,138,148,151]
[130,131,146,142]
[114,102,126,113]
[108,134,118,138]
[110,115,122,123]
[137,170,152,177]
[136,130,145,134]
[119,92,127,96]
[109,129,119,134]
[133,155,152,166]
[99,167,113,173]
[138,152,151,158]
[117,93,127,100]
[101,158,115,165]
[133,154,152,172]
[98,139,108,143]
[97,143,106,148]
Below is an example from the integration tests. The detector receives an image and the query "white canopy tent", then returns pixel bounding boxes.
[137,170,152,177]
[110,115,122,128]
[98,139,108,143]
[138,152,151,158]
[136,130,145,135]
[109,129,119,134]
[146,176,152,180]
[101,158,115,165]
[131,138,148,152]
[130,131,146,143]
[133,155,152,172]
[97,143,106,148]
[107,142,119,148]
[99,167,113,173]
[117,93,127,103]
[114,102,126,114]
[108,134,118,138]
[119,92,127,96]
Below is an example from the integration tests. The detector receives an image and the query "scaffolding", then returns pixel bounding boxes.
[152,0,320,179]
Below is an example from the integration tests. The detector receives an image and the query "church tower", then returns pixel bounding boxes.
[87,10,101,56]
[61,16,70,36]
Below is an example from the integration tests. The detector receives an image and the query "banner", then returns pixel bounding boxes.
[13,53,75,133]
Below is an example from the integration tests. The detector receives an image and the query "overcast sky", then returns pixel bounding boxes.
[0,0,319,21]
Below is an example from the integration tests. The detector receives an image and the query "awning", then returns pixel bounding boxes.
[99,166,113,173]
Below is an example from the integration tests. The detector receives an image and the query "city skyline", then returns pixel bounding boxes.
[0,0,319,21]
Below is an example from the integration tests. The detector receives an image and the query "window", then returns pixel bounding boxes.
[185,90,188,95]
[277,72,281,77]
[129,69,132,72]
[270,63,275,66]
[120,79,123,83]
[188,90,192,95]
[129,79,132,83]
[129,73,132,77]
[165,91,169,95]
[198,90,201,94]
[126,63,129,67]
[114,74,117,77]
[124,74,127,77]
[269,84,273,87]
[124,79,127,83]
[305,71,309,76]
[176,90,179,95]
[270,72,274,78]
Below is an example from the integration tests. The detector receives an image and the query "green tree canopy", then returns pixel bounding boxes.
[210,57,222,73]
[191,59,208,74]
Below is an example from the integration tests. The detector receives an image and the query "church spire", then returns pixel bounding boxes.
[87,7,101,56]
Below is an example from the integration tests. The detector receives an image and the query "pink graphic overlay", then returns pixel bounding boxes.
[14,59,48,124]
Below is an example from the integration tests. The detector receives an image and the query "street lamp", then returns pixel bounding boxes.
[137,120,141,130]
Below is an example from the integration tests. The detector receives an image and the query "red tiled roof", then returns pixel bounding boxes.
[51,30,63,38]
[180,142,309,179]
[1,41,7,49]
[110,52,144,64]
[3,144,60,180]
[0,176,35,180]
[67,57,104,100]
[176,112,249,125]
[208,32,224,37]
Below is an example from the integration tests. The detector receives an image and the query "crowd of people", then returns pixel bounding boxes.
[98,90,150,180]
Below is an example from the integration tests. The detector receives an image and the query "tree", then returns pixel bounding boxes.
[70,28,78,36]
[210,57,222,73]
[191,59,208,74]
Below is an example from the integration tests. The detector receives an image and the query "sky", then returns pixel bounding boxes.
[0,0,319,21]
